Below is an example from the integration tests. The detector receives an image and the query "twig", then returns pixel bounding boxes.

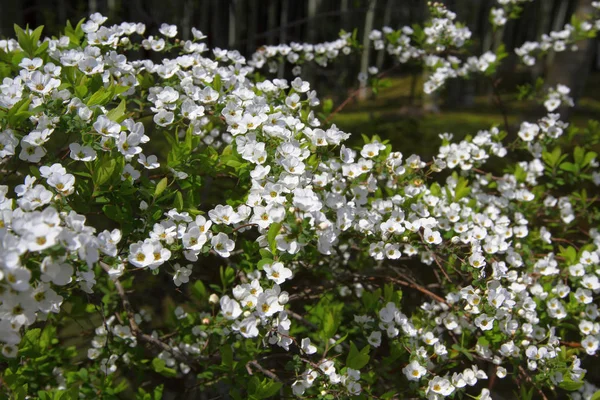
[99,261,199,370]
[489,77,511,136]
[418,230,454,284]
[518,365,549,400]
[431,252,454,284]
[325,64,401,123]
[232,223,258,232]
[388,276,448,305]
[246,360,281,382]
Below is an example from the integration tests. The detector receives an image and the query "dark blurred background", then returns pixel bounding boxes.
[2,0,600,155]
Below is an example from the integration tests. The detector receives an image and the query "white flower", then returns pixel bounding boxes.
[191,28,207,40]
[403,360,427,381]
[19,141,46,163]
[367,331,382,348]
[173,264,192,287]
[496,366,507,378]
[220,295,242,320]
[300,338,317,354]
[211,232,235,257]
[154,109,174,127]
[518,122,539,141]
[94,115,121,138]
[137,154,159,169]
[69,143,97,161]
[423,228,442,245]
[582,335,599,355]
[319,360,335,376]
[159,23,178,38]
[128,241,155,268]
[121,164,141,181]
[263,262,292,284]
[427,376,455,396]
[475,314,495,331]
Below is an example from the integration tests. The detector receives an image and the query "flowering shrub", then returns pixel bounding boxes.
[1,2,600,399]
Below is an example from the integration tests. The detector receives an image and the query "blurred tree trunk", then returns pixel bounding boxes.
[358,0,377,101]
[247,0,258,54]
[212,0,227,48]
[532,0,554,78]
[304,0,321,85]
[57,0,66,27]
[181,0,193,40]
[546,0,570,68]
[277,0,288,78]
[228,0,237,48]
[201,0,210,38]
[307,0,320,43]
[376,0,393,70]
[546,0,595,118]
[107,0,118,20]
[340,0,349,29]
[268,0,278,45]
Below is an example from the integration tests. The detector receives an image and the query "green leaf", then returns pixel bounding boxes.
[322,310,341,340]
[322,98,333,114]
[454,176,471,201]
[152,358,166,373]
[267,222,281,253]
[451,343,474,361]
[64,19,86,46]
[34,40,49,57]
[430,182,441,196]
[559,162,578,173]
[29,25,44,50]
[558,245,577,264]
[14,25,33,57]
[40,325,55,350]
[151,385,164,400]
[381,391,398,400]
[590,390,600,400]
[212,74,222,92]
[574,146,585,165]
[558,374,584,391]
[259,249,272,259]
[106,99,127,122]
[331,332,348,349]
[87,87,112,106]
[191,280,207,301]
[583,151,598,168]
[257,258,273,270]
[254,379,282,399]
[174,191,184,210]
[93,154,118,186]
[7,97,32,126]
[346,342,370,370]
[155,177,168,197]
[221,344,233,368]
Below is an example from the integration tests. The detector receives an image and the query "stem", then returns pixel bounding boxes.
[100,261,203,369]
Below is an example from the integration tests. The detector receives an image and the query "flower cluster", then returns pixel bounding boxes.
[0,5,599,400]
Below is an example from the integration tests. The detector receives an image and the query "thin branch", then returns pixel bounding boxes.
[99,261,200,369]
[518,365,549,400]
[325,64,401,123]
[232,223,259,232]
[489,77,511,136]
[388,276,448,305]
[246,360,281,382]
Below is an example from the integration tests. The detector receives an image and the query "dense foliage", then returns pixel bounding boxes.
[1,1,600,399]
